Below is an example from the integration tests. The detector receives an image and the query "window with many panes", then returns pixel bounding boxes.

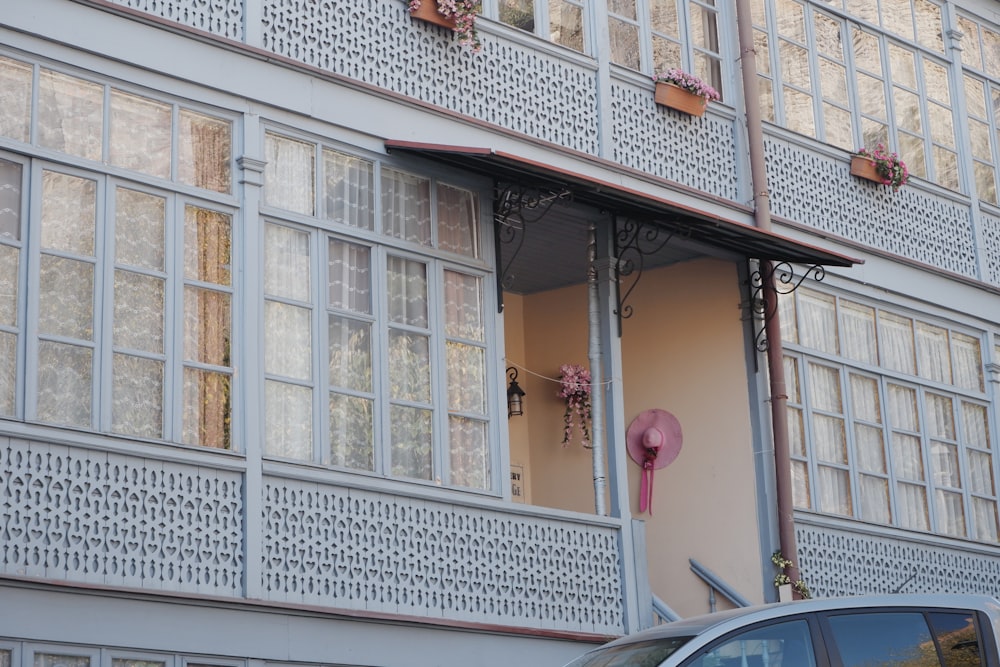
[262,131,494,490]
[958,14,1000,206]
[0,55,235,448]
[780,287,998,542]
[753,0,959,189]
[608,0,725,100]
[498,0,587,52]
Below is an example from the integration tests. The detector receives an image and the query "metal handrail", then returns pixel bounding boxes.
[652,593,682,623]
[689,558,752,611]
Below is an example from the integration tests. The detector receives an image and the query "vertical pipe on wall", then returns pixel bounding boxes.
[734,0,802,590]
[588,221,608,516]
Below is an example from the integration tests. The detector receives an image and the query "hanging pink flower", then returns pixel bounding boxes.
[558,364,592,448]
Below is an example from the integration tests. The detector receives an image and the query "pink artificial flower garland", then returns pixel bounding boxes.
[558,364,592,448]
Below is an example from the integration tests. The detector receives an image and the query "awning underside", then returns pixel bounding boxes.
[385,141,859,269]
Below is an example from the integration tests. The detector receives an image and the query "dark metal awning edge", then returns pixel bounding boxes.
[384,140,861,268]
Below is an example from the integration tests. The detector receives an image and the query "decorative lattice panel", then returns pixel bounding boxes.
[981,210,1000,287]
[260,0,601,154]
[262,477,625,633]
[0,437,244,594]
[610,81,741,202]
[797,522,1000,597]
[105,0,244,40]
[767,139,979,278]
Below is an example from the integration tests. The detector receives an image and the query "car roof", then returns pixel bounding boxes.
[604,594,1000,647]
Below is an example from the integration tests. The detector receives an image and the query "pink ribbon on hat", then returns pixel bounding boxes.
[626,409,683,515]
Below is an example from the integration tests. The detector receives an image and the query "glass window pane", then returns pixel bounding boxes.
[855,426,886,472]
[887,384,919,431]
[265,301,312,380]
[960,18,983,70]
[808,363,843,412]
[879,312,916,374]
[444,270,483,340]
[114,270,164,353]
[813,414,847,464]
[779,291,798,344]
[859,474,891,523]
[841,300,877,364]
[109,89,171,179]
[0,159,21,242]
[0,245,17,329]
[849,374,881,423]
[968,451,995,496]
[329,316,371,392]
[931,440,961,487]
[817,465,851,514]
[178,109,232,194]
[789,406,806,456]
[450,416,488,489]
[35,654,90,667]
[780,40,811,88]
[184,286,231,366]
[185,206,231,286]
[324,148,374,230]
[651,0,679,36]
[814,14,845,60]
[914,0,943,52]
[265,223,311,301]
[776,0,806,42]
[858,73,888,120]
[785,355,801,402]
[853,30,883,74]
[827,613,932,667]
[952,332,983,392]
[652,35,682,73]
[897,481,930,530]
[112,353,163,438]
[38,69,103,161]
[962,402,990,450]
[0,56,32,142]
[116,188,165,271]
[183,368,231,449]
[935,489,966,536]
[892,432,925,480]
[972,497,999,542]
[793,459,811,508]
[388,330,430,402]
[328,392,373,469]
[264,379,311,459]
[916,321,951,384]
[0,332,15,416]
[500,0,535,31]
[819,60,849,106]
[437,183,479,257]
[264,133,315,215]
[328,238,371,314]
[381,168,430,245]
[609,18,641,70]
[390,405,432,479]
[37,341,92,426]
[39,256,94,340]
[387,256,427,327]
[894,88,922,134]
[41,170,97,255]
[924,392,955,439]
[447,342,485,413]
[798,290,837,353]
[983,28,1000,80]
[549,0,584,51]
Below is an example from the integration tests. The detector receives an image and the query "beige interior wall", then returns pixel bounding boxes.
[504,257,767,617]
[503,293,532,505]
[620,259,765,616]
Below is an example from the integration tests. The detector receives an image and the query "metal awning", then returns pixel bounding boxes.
[384,141,860,268]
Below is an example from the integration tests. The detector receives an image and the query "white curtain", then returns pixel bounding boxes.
[324,148,374,230]
[381,168,430,245]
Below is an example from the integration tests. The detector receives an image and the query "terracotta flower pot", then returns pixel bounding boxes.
[850,155,882,184]
[410,2,456,29]
[654,82,708,117]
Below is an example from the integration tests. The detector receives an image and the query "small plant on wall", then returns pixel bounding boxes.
[772,551,811,599]
[558,364,592,448]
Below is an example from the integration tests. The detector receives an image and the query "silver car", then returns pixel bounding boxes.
[563,594,1000,667]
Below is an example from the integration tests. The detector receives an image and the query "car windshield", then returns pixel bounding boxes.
[562,637,695,667]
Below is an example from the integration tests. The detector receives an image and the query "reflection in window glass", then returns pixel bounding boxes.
[35,655,90,667]
[179,109,232,194]
[0,56,32,143]
[500,0,535,31]
[827,613,932,667]
[110,89,171,179]
[550,0,584,51]
[38,69,103,161]
[687,620,816,667]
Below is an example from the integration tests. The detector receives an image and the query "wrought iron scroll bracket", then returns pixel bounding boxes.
[614,217,674,336]
[493,182,571,313]
[748,260,826,352]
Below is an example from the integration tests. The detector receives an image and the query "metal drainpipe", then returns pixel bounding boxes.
[734,0,802,591]
[588,221,608,516]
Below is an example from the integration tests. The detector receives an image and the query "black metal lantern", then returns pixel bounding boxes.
[506,366,526,417]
